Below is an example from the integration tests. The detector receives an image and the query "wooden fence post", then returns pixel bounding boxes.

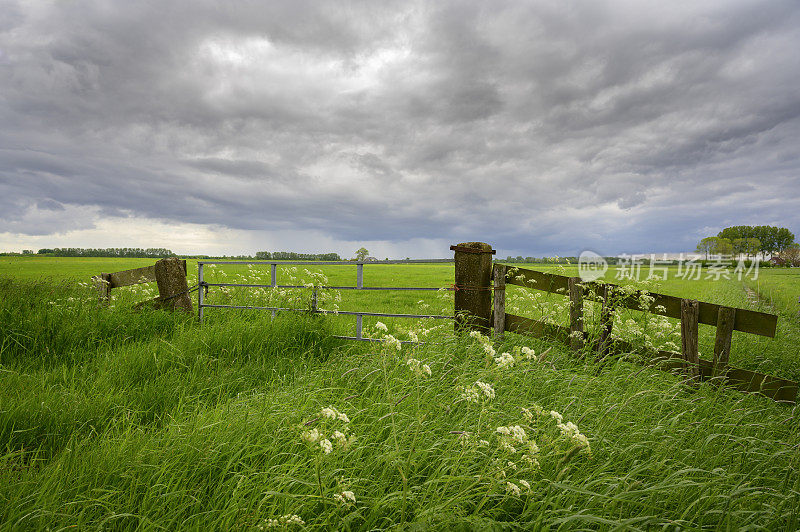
[568,277,584,351]
[154,257,192,313]
[493,263,506,340]
[451,242,495,332]
[94,273,111,306]
[713,306,736,379]
[681,299,700,381]
[597,284,615,358]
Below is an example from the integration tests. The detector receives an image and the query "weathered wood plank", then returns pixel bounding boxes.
[107,265,155,288]
[105,260,186,289]
[504,265,777,337]
[493,264,506,340]
[713,307,736,378]
[681,299,700,381]
[568,277,584,351]
[503,313,571,345]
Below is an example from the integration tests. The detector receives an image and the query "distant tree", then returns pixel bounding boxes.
[355,247,369,261]
[696,237,716,260]
[718,225,795,257]
[712,237,733,257]
[37,248,54,254]
[22,249,33,255]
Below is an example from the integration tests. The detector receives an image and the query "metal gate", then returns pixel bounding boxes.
[197,259,454,343]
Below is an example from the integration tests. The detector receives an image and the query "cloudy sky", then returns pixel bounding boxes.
[1,0,799,258]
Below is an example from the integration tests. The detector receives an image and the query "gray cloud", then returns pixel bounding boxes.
[1,0,799,256]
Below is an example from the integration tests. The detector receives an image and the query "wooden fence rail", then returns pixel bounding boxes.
[451,242,796,403]
[92,258,192,312]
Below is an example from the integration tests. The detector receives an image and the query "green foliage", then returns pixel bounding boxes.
[717,225,796,255]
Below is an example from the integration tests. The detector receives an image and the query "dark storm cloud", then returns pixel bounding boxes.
[1,0,799,255]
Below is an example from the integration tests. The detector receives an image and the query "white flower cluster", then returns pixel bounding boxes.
[521,347,536,361]
[301,406,353,454]
[321,405,350,423]
[375,321,388,332]
[496,424,540,467]
[259,514,305,528]
[333,490,356,505]
[469,330,496,358]
[545,408,590,453]
[461,381,495,403]
[406,358,432,377]
[382,334,402,351]
[494,351,515,369]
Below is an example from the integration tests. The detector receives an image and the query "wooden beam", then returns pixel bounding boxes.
[568,277,584,351]
[493,264,506,341]
[504,265,777,337]
[681,299,700,382]
[713,307,736,379]
[503,313,571,345]
[106,265,155,288]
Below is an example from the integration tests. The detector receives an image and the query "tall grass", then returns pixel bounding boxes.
[1,276,799,530]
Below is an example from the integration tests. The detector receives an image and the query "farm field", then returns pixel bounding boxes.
[1,257,800,529]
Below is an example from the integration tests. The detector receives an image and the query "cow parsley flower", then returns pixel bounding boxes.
[494,352,515,369]
[407,358,432,377]
[506,482,521,496]
[382,334,402,351]
[519,479,531,491]
[320,439,333,454]
[333,490,356,504]
[321,407,338,420]
[375,321,388,332]
[521,346,536,360]
[301,428,320,443]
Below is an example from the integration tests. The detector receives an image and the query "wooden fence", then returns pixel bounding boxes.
[451,242,797,403]
[92,258,193,312]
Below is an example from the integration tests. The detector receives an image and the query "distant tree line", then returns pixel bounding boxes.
[41,248,176,258]
[254,251,342,261]
[696,225,796,259]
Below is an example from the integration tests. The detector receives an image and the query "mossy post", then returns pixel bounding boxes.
[451,242,495,332]
[154,257,192,313]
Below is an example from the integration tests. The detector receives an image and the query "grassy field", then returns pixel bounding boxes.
[1,257,800,529]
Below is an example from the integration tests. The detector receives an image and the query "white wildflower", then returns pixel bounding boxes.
[461,387,480,403]
[519,479,531,491]
[506,482,521,497]
[320,439,333,454]
[494,352,515,369]
[549,410,563,423]
[301,428,320,443]
[475,381,495,399]
[406,358,432,377]
[375,321,388,332]
[333,490,356,504]
[521,346,536,360]
[382,334,402,351]
[333,430,347,446]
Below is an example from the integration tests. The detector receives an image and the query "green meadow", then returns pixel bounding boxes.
[1,256,799,530]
